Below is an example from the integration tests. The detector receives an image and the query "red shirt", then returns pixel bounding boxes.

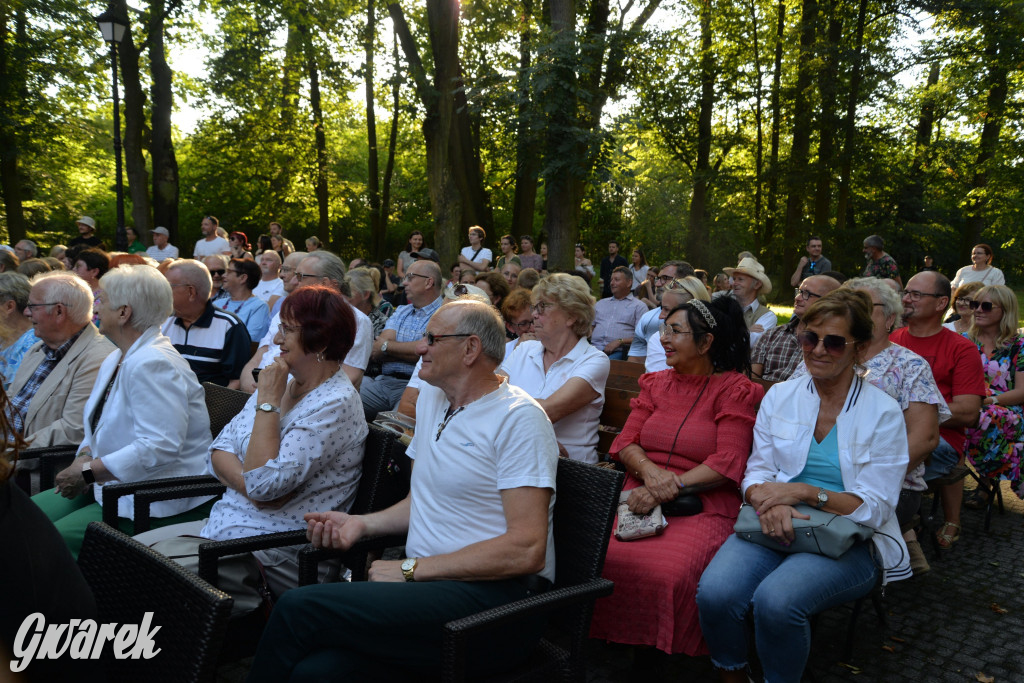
[889,326,985,455]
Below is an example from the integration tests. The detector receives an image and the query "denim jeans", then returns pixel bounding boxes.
[923,436,959,481]
[696,535,878,683]
[606,347,628,361]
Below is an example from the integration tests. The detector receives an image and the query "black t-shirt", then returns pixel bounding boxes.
[69,235,104,249]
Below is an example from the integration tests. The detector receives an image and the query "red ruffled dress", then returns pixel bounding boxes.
[588,369,763,655]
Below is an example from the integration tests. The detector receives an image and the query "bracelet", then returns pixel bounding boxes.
[634,458,649,479]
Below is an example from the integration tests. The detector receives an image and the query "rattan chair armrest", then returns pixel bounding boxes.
[128,482,227,534]
[101,475,222,528]
[196,530,309,586]
[297,534,408,586]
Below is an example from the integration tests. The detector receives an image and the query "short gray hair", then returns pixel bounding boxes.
[449,300,506,364]
[842,276,902,320]
[30,271,93,326]
[203,254,229,271]
[301,251,348,294]
[413,260,443,293]
[101,265,174,331]
[16,240,37,257]
[167,259,213,300]
[863,235,884,250]
[0,272,32,311]
[345,268,381,307]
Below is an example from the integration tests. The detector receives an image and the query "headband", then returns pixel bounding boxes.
[688,300,717,328]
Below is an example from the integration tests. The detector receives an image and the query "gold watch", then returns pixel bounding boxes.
[401,557,418,582]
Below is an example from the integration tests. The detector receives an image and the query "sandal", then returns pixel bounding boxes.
[936,522,961,550]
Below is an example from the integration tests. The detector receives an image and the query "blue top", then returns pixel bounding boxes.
[382,296,442,376]
[219,297,270,343]
[791,424,844,491]
[0,327,38,390]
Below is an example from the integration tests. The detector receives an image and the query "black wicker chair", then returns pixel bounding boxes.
[202,381,251,438]
[77,521,233,683]
[12,443,80,493]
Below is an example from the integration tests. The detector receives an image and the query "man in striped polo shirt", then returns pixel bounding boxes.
[161,260,251,388]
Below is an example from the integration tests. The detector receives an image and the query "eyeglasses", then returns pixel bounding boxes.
[422,332,472,345]
[968,301,1000,312]
[656,274,675,283]
[280,266,296,275]
[900,289,943,302]
[403,273,430,283]
[509,319,534,332]
[294,272,319,281]
[24,302,63,311]
[530,301,555,315]
[798,330,854,356]
[208,269,225,277]
[664,278,692,291]
[277,322,302,335]
[794,288,822,301]
[955,297,973,307]
[659,322,694,338]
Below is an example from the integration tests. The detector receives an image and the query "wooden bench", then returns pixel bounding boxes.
[597,360,643,455]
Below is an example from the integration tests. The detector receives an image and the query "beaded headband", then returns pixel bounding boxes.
[688,299,717,328]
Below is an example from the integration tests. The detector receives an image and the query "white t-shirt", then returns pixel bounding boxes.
[499,338,609,464]
[257,303,372,372]
[194,236,231,259]
[644,330,668,373]
[146,244,179,262]
[460,246,493,267]
[253,277,286,304]
[951,265,1004,289]
[406,381,558,583]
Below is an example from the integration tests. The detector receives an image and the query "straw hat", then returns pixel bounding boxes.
[723,257,772,295]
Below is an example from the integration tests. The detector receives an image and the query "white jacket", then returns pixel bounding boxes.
[742,375,912,584]
[83,327,213,519]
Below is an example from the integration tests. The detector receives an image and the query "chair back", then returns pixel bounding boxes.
[203,382,251,438]
[350,422,412,516]
[552,459,624,589]
[78,522,233,683]
[606,359,644,391]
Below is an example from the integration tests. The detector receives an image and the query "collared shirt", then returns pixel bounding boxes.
[627,307,662,359]
[382,296,442,377]
[864,253,900,280]
[739,298,777,349]
[9,330,83,434]
[751,316,803,382]
[160,302,251,386]
[799,256,832,280]
[0,327,38,390]
[591,293,648,352]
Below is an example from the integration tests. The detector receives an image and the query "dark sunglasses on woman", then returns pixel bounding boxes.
[968,300,998,312]
[797,330,854,356]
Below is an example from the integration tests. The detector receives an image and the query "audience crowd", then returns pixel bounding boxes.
[1,216,1016,682]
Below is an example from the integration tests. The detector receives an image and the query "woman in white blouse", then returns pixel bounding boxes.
[951,243,1004,289]
[499,273,609,463]
[141,285,367,606]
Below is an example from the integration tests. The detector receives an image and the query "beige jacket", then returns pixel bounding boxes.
[9,324,116,447]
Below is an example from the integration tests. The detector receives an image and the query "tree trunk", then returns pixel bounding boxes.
[307,38,329,249]
[0,6,26,243]
[834,0,867,235]
[748,0,765,242]
[510,0,540,240]
[895,61,941,227]
[780,0,817,288]
[961,43,1008,260]
[812,4,841,233]
[760,0,786,254]
[149,0,179,237]
[114,0,153,240]
[686,0,715,268]
[366,0,384,261]
[380,33,400,240]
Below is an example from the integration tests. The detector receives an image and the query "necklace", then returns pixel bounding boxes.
[435,405,465,441]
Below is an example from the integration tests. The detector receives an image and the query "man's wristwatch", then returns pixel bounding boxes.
[401,557,418,582]
[380,340,389,355]
[81,460,95,485]
[256,403,280,414]
[815,487,829,510]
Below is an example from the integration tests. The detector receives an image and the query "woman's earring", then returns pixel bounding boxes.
[316,351,325,363]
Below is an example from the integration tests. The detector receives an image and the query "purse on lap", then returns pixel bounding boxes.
[614,490,666,541]
[733,503,874,559]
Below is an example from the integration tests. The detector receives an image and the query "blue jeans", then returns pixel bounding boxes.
[696,535,877,683]
[606,347,628,361]
[923,436,959,481]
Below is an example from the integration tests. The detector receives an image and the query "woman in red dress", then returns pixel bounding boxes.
[589,297,763,655]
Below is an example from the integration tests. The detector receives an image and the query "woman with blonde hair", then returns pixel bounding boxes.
[962,285,1024,509]
[499,273,608,463]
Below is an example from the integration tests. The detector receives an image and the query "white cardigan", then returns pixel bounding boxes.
[742,375,912,584]
[83,327,213,519]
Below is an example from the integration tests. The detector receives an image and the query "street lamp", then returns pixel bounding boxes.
[95,6,128,251]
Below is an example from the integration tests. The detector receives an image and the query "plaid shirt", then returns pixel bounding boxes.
[9,330,83,435]
[751,317,803,382]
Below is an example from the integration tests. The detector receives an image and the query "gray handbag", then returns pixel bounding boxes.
[734,503,874,559]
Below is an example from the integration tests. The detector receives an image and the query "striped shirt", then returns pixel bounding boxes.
[161,302,251,386]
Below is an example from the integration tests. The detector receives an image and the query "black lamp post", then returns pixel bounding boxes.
[95,6,128,251]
